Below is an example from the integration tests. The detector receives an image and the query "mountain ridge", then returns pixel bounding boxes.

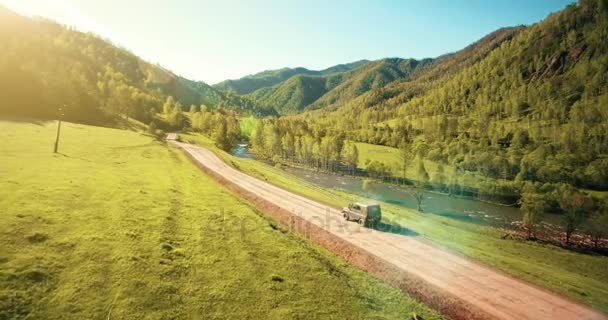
[239,25,523,115]
[0,6,275,124]
[213,60,370,95]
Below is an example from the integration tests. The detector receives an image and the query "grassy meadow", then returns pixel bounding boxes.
[0,121,444,320]
[181,132,608,313]
[354,142,504,195]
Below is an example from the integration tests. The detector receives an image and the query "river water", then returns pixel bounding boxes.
[231,145,562,228]
[231,143,254,159]
[285,166,529,227]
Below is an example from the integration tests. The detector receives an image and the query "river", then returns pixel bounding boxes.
[231,145,562,228]
[231,143,254,159]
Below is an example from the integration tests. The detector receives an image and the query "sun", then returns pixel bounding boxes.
[0,0,59,16]
[0,0,113,42]
[0,0,84,27]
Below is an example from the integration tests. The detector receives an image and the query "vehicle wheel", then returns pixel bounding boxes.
[358,219,365,226]
[343,213,348,220]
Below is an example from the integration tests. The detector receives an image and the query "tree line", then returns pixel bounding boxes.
[246,116,608,249]
[144,96,242,151]
[250,118,359,174]
[520,185,608,248]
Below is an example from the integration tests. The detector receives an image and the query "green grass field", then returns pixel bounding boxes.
[355,141,608,201]
[180,133,608,313]
[354,142,491,190]
[0,121,444,320]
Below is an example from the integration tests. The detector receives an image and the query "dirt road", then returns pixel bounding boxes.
[171,140,606,320]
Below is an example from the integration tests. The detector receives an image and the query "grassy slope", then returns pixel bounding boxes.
[356,140,608,200]
[355,142,499,197]
[181,133,608,313]
[0,121,444,320]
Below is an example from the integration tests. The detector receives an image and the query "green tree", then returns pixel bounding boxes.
[342,142,359,176]
[167,104,186,128]
[200,110,212,132]
[190,111,202,130]
[559,189,590,245]
[585,204,608,248]
[409,187,425,213]
[281,132,295,162]
[362,179,373,197]
[519,193,546,240]
[147,121,157,135]
[214,117,230,151]
[264,122,281,159]
[367,161,390,180]
[407,158,430,212]
[225,111,241,148]
[432,164,446,191]
[398,140,411,185]
[252,121,265,155]
[163,96,175,114]
[417,159,430,183]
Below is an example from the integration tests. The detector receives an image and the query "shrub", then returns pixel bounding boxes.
[272,155,281,164]
[154,129,166,141]
[147,121,157,134]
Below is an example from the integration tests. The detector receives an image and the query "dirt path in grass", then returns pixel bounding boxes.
[170,140,607,320]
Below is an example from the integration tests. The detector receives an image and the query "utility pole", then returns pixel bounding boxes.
[53,105,65,153]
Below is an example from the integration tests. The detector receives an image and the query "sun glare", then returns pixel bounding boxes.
[1,0,55,16]
[1,0,115,43]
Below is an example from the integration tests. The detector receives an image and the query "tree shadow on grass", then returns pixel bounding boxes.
[0,116,53,126]
[55,152,92,163]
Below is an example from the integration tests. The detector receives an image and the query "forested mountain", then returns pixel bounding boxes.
[245,58,431,115]
[245,74,338,115]
[212,60,369,95]
[252,0,608,203]
[297,26,525,121]
[0,6,271,125]
[231,27,523,116]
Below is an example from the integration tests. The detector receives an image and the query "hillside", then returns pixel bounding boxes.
[305,58,430,111]
[245,74,343,114]
[296,26,525,121]
[254,0,608,202]
[0,7,272,125]
[213,60,369,95]
[235,27,522,116]
[246,58,430,115]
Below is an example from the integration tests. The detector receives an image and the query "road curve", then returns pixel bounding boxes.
[171,140,606,320]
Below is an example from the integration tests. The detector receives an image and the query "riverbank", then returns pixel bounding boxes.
[233,143,545,226]
[282,164,607,254]
[180,133,608,312]
[235,143,606,252]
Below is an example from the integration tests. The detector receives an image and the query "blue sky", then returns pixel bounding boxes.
[2,0,573,84]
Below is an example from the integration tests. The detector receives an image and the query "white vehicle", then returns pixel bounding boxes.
[341,202,382,227]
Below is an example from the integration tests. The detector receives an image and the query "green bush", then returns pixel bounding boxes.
[154,129,166,141]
